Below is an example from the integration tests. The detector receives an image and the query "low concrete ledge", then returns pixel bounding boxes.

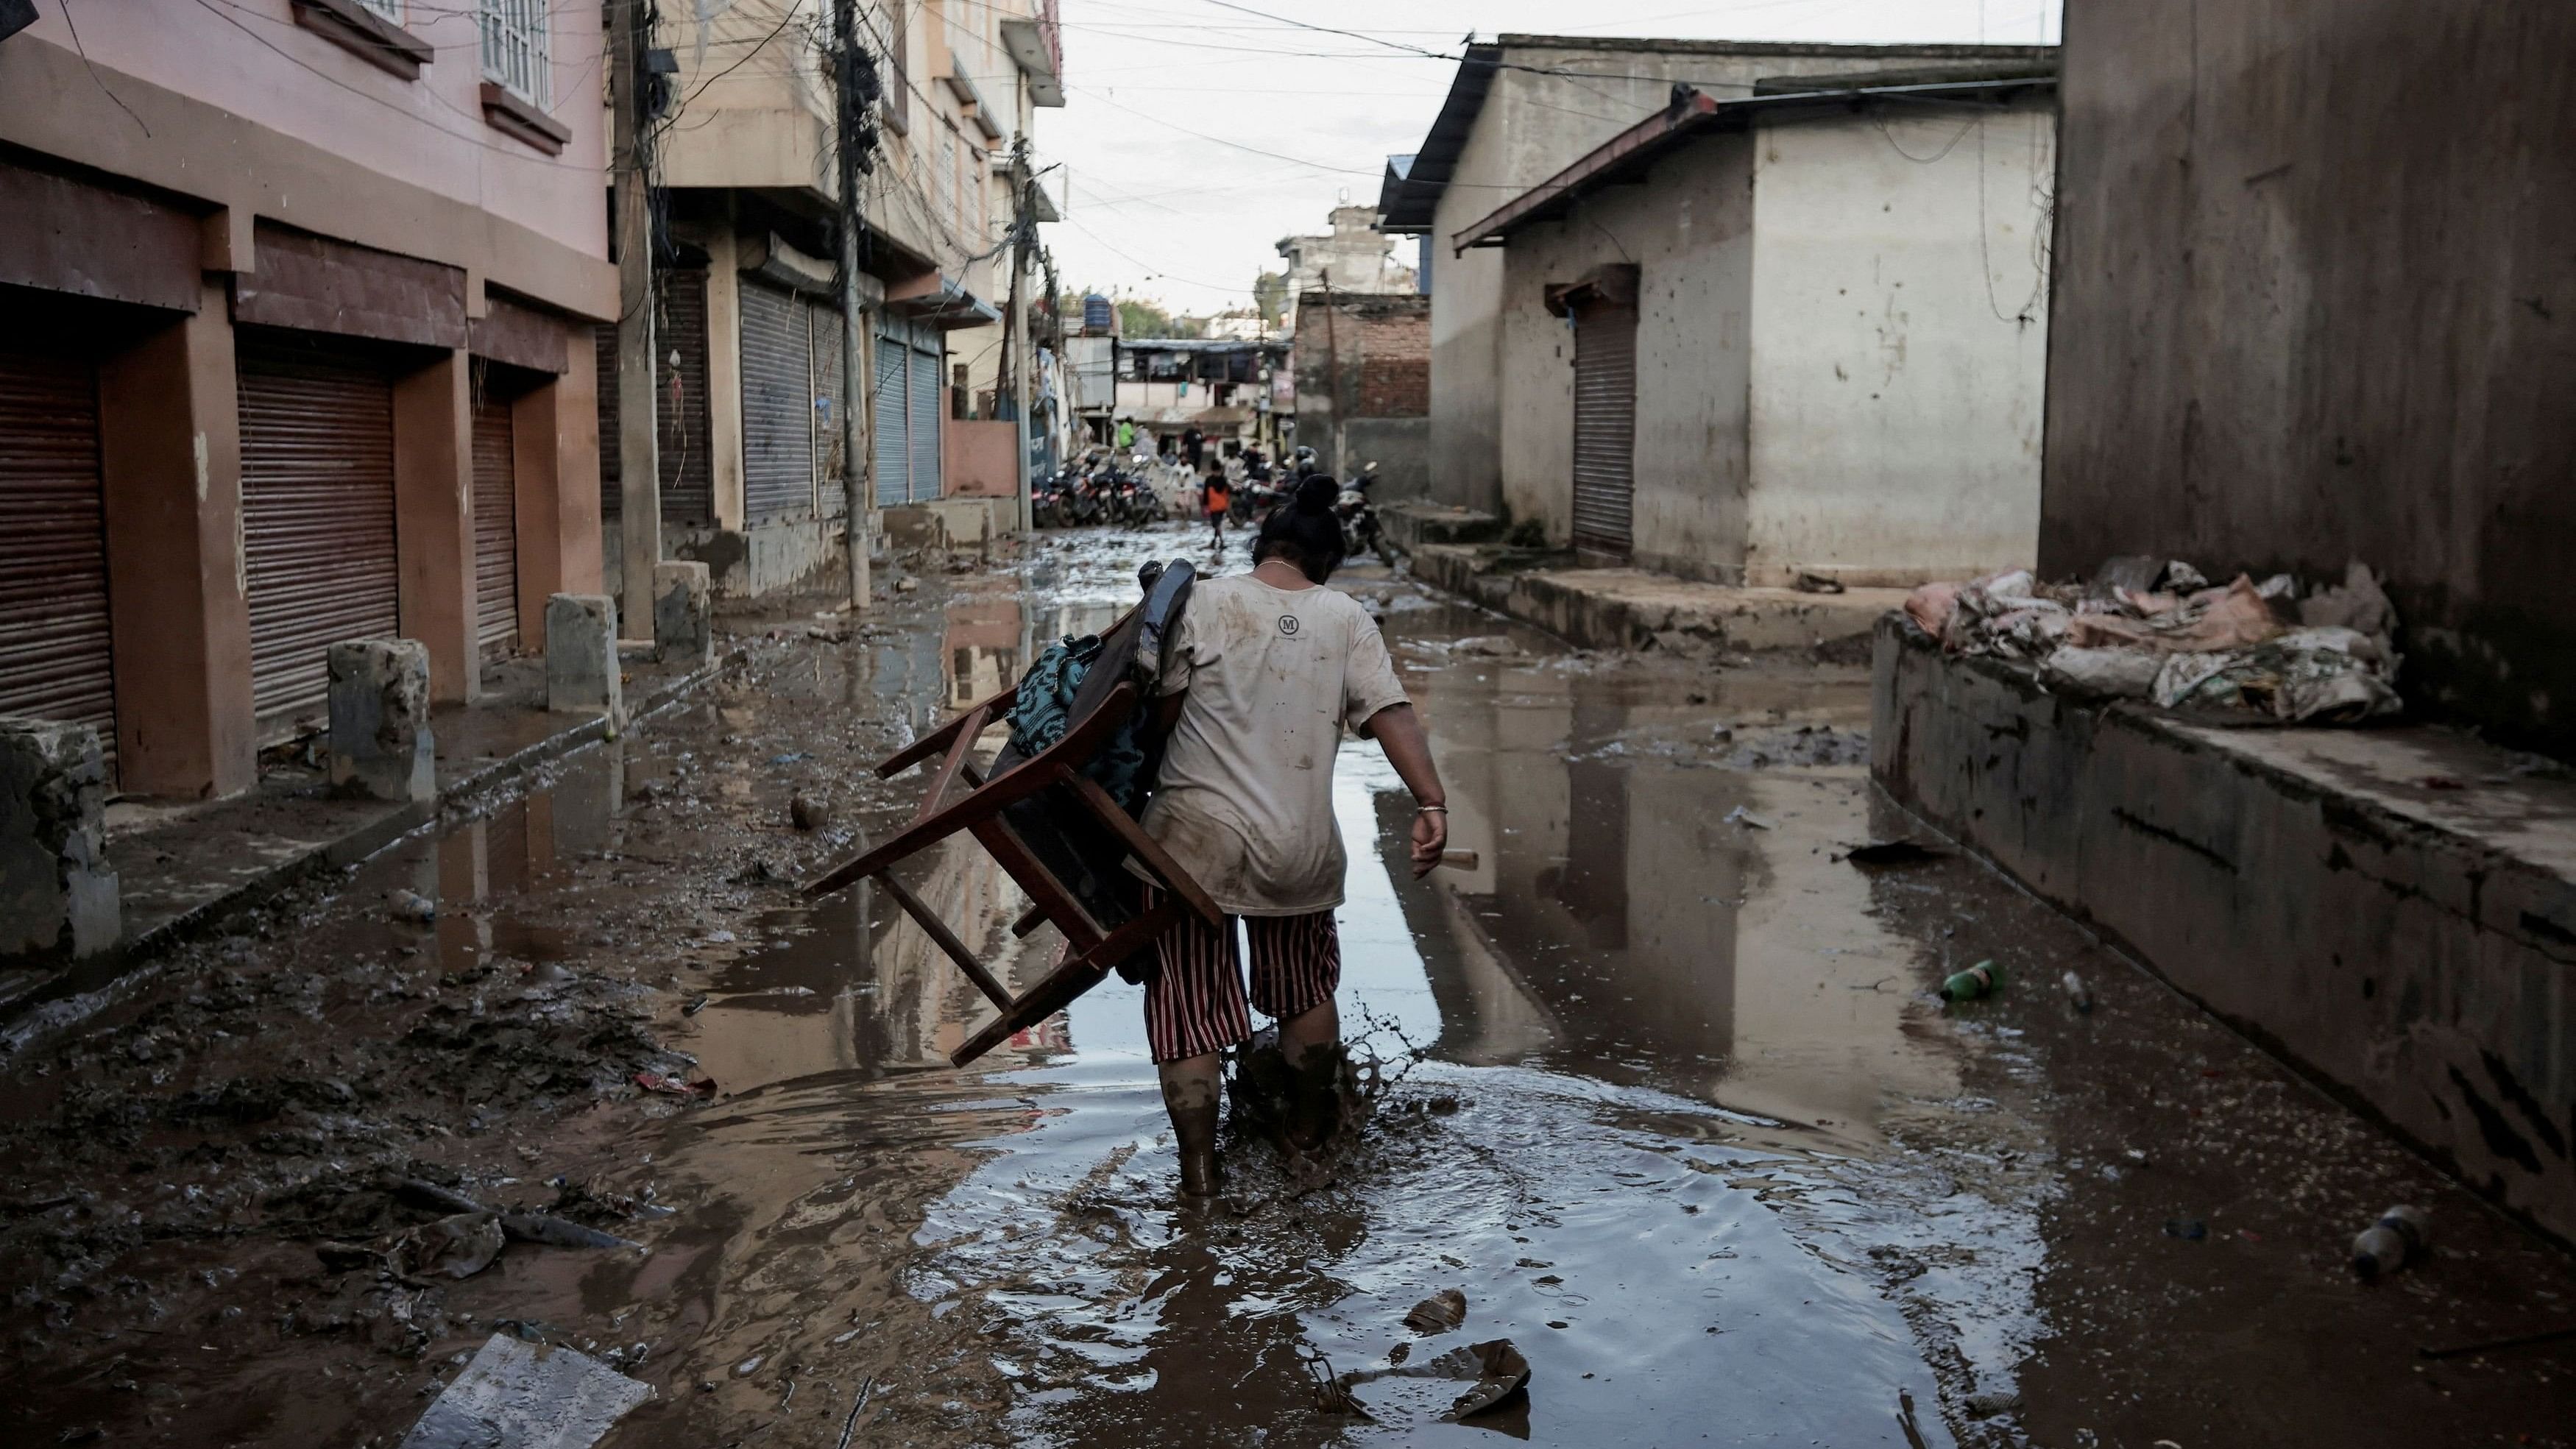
[1412,542,1906,654]
[1381,501,1503,550]
[1871,615,2576,1242]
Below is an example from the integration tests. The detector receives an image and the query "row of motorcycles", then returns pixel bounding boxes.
[1033,450,1167,527]
[1033,443,1394,568]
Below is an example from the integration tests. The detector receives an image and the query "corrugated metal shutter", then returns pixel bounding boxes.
[238,334,400,737]
[657,269,713,525]
[810,297,846,518]
[907,333,943,503]
[471,396,520,656]
[872,318,909,506]
[0,347,116,776]
[594,324,620,520]
[739,280,813,522]
[1570,298,1637,561]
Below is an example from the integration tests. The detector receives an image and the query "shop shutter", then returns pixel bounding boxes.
[657,269,713,525]
[738,280,813,522]
[872,318,910,506]
[810,297,846,518]
[237,334,400,738]
[471,396,520,656]
[907,333,944,502]
[594,324,620,520]
[0,347,116,776]
[1569,297,1638,561]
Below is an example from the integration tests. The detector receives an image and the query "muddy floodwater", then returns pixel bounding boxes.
[6,525,2573,1448]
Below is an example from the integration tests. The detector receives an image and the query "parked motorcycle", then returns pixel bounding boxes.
[1335,461,1395,567]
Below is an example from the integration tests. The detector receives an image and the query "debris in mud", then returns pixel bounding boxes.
[790,793,831,831]
[1451,634,1521,658]
[399,1332,650,1449]
[2351,1205,2430,1280]
[2165,1218,2208,1241]
[1722,806,1773,830]
[1334,1337,1533,1425]
[1793,571,1847,594]
[1405,1289,1468,1334]
[392,1211,506,1282]
[1905,561,2402,724]
[1842,840,1945,868]
[387,889,439,924]
[634,1071,717,1097]
[1966,1388,2025,1419]
[2062,970,2095,1013]
[1939,960,2000,1002]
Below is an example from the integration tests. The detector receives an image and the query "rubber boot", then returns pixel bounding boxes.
[1161,1071,1222,1197]
[1284,1041,1347,1154]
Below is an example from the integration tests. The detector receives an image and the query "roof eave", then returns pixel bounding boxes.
[1453,75,2057,252]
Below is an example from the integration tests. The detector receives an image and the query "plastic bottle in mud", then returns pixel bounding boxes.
[2062,971,2093,1013]
[1940,960,2000,1002]
[2350,1205,2430,1280]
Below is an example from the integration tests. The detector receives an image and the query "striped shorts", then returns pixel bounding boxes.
[1141,891,1341,1064]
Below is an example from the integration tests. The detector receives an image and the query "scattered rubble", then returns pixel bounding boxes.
[1903,559,2403,724]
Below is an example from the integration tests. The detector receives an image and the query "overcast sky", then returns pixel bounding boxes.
[1035,0,2063,314]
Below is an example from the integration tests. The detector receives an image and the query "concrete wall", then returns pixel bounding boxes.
[1744,102,2050,587]
[1424,40,2053,518]
[1496,130,1757,578]
[2041,0,2576,759]
[1875,620,2576,1244]
[0,13,611,321]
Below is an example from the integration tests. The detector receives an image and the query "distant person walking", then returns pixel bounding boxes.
[1200,456,1233,551]
[1182,425,1206,472]
[1115,417,1136,452]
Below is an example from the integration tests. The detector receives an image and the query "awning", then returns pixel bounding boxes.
[884,274,1003,330]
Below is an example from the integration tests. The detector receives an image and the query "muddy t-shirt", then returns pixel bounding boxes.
[1141,574,1409,916]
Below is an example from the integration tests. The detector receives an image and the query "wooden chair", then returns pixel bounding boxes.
[804,561,1224,1066]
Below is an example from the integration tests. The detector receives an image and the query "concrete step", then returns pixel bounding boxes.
[1408,542,1908,654]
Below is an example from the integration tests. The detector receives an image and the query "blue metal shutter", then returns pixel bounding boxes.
[872,318,909,506]
[907,331,942,502]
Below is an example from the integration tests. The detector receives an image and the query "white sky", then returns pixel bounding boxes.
[1036,0,2062,314]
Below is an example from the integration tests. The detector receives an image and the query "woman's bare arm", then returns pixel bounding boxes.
[1362,704,1447,876]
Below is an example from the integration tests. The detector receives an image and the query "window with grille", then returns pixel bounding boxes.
[481,0,551,108]
[355,0,403,20]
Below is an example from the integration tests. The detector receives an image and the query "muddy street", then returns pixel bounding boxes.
[6,528,2573,1448]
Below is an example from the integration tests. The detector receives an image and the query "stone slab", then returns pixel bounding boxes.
[328,638,436,803]
[1410,543,1906,654]
[652,561,712,667]
[1871,615,2576,1242]
[545,593,623,725]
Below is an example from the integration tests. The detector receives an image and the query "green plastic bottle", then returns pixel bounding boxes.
[1940,960,2000,1002]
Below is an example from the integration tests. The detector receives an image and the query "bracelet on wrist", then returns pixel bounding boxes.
[1417,804,1447,813]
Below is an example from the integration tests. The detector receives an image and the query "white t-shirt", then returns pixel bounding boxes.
[1139,574,1411,916]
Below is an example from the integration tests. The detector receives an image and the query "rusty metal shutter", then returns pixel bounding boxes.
[810,297,846,518]
[594,324,620,520]
[657,269,713,525]
[0,347,116,776]
[1570,297,1637,561]
[739,280,813,522]
[872,317,909,506]
[472,396,519,656]
[238,333,400,738]
[907,331,943,503]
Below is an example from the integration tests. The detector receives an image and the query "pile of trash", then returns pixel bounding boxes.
[1902,557,2403,725]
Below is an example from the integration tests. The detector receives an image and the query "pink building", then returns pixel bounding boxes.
[0,0,614,799]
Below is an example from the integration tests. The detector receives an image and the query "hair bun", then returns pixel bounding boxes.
[1294,474,1338,514]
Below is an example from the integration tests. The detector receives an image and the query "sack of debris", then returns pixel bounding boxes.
[1903,559,2403,726]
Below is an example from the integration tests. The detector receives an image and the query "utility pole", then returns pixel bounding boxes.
[612,0,661,634]
[1001,136,1033,535]
[832,0,874,611]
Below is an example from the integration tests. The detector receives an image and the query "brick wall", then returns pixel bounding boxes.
[1293,292,1430,419]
